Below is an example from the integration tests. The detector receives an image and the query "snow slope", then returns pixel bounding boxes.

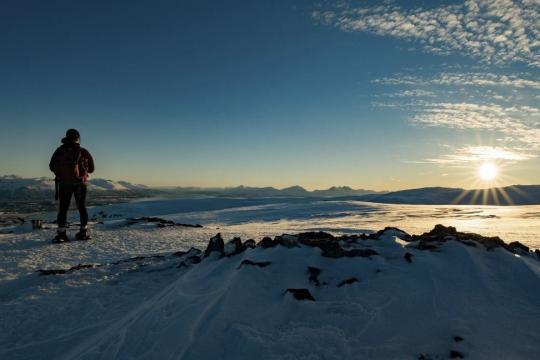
[0,218,539,359]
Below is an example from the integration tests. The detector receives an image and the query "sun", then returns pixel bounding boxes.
[478,162,498,181]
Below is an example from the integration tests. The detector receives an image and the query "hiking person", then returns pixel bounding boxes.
[49,129,95,242]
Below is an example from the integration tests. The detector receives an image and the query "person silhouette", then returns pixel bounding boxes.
[49,129,95,242]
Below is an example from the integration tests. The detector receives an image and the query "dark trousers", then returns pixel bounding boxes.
[57,183,88,229]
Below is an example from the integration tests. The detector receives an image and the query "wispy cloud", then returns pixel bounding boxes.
[373,72,540,90]
[422,145,537,165]
[314,0,540,67]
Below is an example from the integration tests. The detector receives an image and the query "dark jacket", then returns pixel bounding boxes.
[49,141,95,183]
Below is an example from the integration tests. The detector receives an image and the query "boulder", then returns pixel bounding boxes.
[225,237,245,256]
[204,233,225,257]
[244,239,256,248]
[258,236,278,248]
[404,252,414,263]
[508,241,529,254]
[307,266,321,286]
[238,259,271,268]
[337,277,359,287]
[284,288,315,301]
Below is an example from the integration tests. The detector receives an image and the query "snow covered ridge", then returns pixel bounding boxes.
[5,225,537,359]
[0,175,148,195]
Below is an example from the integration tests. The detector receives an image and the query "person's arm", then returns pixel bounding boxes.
[49,148,60,172]
[84,149,95,173]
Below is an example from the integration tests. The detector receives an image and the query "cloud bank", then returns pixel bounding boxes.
[314,0,540,67]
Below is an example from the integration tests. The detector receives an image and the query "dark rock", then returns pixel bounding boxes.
[535,249,540,259]
[204,233,225,257]
[284,288,315,301]
[238,259,271,268]
[449,350,464,358]
[225,237,246,256]
[412,224,507,251]
[343,248,379,258]
[38,269,67,275]
[319,241,345,258]
[508,241,529,253]
[307,266,321,286]
[453,336,464,342]
[461,240,477,247]
[127,217,202,228]
[244,239,256,248]
[371,227,411,240]
[178,255,202,268]
[338,277,359,287]
[173,247,201,257]
[258,236,278,248]
[417,241,438,250]
[404,252,414,263]
[276,235,300,248]
[297,231,335,242]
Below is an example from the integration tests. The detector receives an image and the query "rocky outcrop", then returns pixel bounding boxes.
[284,288,315,301]
[126,217,202,228]
[411,224,527,253]
[204,233,225,257]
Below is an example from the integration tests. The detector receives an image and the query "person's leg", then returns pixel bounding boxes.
[74,184,89,235]
[57,183,73,232]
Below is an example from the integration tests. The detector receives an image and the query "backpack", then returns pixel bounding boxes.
[52,146,83,182]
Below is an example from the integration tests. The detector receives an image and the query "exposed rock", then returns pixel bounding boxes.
[535,249,540,259]
[461,240,477,247]
[449,350,464,358]
[417,241,439,250]
[337,277,359,287]
[173,247,201,257]
[508,241,529,253]
[225,237,245,256]
[404,252,414,263]
[204,233,225,257]
[275,234,300,248]
[244,239,256,248]
[258,236,278,248]
[284,288,315,301]
[307,266,321,286]
[453,336,464,342]
[297,231,335,243]
[238,259,271,268]
[126,217,202,228]
[38,269,67,276]
[412,224,507,251]
[370,227,411,240]
[343,248,379,258]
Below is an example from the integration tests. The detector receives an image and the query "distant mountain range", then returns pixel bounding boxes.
[0,175,149,200]
[355,185,540,206]
[165,185,379,198]
[1,175,539,205]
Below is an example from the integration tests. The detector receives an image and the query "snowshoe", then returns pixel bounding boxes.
[75,230,91,241]
[52,231,69,243]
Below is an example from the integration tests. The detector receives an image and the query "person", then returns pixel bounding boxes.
[49,129,95,242]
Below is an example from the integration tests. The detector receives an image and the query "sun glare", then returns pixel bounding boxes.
[478,162,498,181]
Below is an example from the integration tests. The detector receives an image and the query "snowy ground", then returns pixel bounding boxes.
[1,198,539,359]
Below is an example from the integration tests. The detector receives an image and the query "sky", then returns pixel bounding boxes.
[0,0,539,190]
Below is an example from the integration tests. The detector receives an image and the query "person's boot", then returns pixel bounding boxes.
[76,227,91,241]
[52,229,69,243]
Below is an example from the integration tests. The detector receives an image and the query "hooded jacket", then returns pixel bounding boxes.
[49,140,95,183]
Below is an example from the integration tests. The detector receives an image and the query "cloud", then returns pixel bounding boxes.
[373,72,540,90]
[315,0,540,67]
[423,145,537,165]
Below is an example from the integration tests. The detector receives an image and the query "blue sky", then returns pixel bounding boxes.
[1,0,539,190]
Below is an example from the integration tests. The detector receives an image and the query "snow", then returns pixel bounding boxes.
[1,199,539,359]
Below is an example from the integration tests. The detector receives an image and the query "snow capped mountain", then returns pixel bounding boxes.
[0,175,148,196]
